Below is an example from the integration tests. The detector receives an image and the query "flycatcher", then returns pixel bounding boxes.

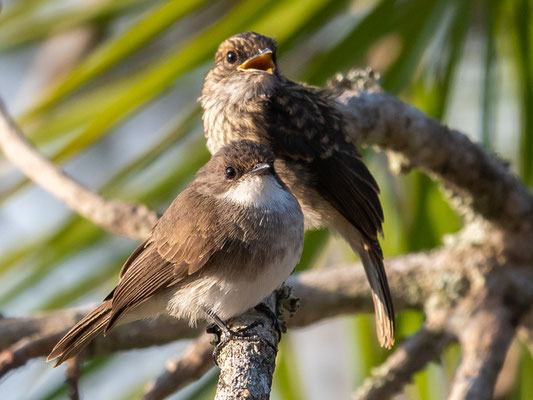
[48,140,304,366]
[200,32,394,348]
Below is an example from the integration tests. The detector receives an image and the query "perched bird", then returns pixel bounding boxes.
[200,32,395,348]
[47,140,304,366]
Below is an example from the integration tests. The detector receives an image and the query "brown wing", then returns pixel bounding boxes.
[150,187,228,274]
[265,83,394,348]
[265,83,384,240]
[118,238,151,280]
[105,187,227,332]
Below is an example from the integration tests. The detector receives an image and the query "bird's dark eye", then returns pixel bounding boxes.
[226,51,237,64]
[225,166,236,179]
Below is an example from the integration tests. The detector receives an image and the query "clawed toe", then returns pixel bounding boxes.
[254,303,283,340]
[209,321,265,364]
[206,309,283,365]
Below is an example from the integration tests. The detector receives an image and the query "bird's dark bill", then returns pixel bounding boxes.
[238,51,274,74]
[249,162,271,176]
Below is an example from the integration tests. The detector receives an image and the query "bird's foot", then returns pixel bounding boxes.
[275,285,300,317]
[254,303,282,340]
[252,285,300,342]
[275,285,300,335]
[206,317,269,365]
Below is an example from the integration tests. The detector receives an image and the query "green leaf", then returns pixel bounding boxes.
[0,0,151,51]
[21,0,210,122]
[352,315,387,381]
[0,110,199,279]
[251,0,338,43]
[0,137,207,307]
[52,0,274,162]
[38,254,126,311]
[0,0,51,25]
[432,0,474,118]
[398,0,470,252]
[0,220,104,306]
[481,0,500,149]
[382,0,450,94]
[102,106,201,197]
[511,0,533,185]
[517,344,533,400]
[28,76,136,145]
[304,0,399,84]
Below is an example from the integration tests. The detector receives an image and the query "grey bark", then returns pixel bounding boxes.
[214,294,279,400]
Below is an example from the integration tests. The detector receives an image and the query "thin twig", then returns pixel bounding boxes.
[0,249,458,352]
[0,330,66,378]
[334,79,533,232]
[448,300,516,400]
[0,306,200,375]
[353,324,451,400]
[0,100,158,241]
[142,334,214,400]
[65,356,81,400]
[1,252,533,372]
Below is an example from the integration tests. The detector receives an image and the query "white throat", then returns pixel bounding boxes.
[217,175,294,211]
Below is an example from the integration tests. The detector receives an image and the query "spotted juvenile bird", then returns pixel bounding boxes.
[47,140,304,366]
[200,32,394,348]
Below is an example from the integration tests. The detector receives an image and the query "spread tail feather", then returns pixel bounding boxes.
[47,303,111,367]
[359,247,395,349]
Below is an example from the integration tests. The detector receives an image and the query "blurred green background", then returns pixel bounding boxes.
[0,0,531,399]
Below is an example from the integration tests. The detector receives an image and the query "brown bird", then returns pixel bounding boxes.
[47,140,304,366]
[200,32,394,348]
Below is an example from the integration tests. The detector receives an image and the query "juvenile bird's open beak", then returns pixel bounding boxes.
[238,49,275,74]
[249,163,271,176]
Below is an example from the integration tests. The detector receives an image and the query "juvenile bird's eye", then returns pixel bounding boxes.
[225,166,236,179]
[226,51,237,64]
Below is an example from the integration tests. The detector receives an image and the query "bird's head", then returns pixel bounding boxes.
[196,140,274,192]
[195,140,293,210]
[201,32,280,102]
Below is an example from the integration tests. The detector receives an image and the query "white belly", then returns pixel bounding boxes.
[165,240,302,325]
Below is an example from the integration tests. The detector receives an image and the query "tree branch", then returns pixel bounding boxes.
[334,81,533,232]
[353,323,451,400]
[65,356,81,400]
[0,330,65,378]
[0,249,454,353]
[290,248,457,327]
[214,294,279,400]
[0,305,200,378]
[142,334,214,400]
[448,298,516,400]
[2,247,532,378]
[0,100,158,241]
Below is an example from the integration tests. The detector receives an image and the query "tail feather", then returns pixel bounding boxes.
[47,303,111,367]
[359,246,395,349]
